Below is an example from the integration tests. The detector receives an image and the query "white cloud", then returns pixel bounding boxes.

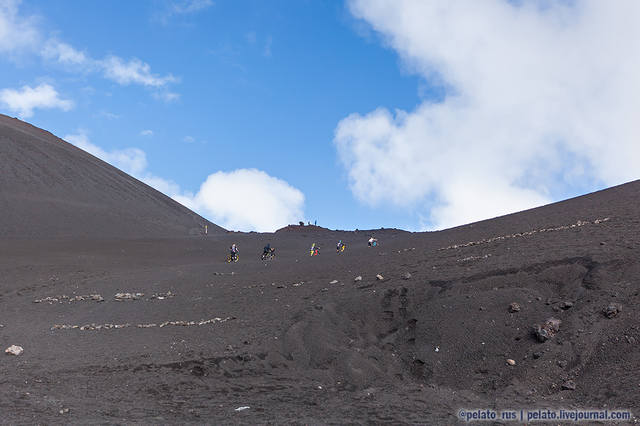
[0,0,40,56]
[65,132,147,176]
[0,83,73,118]
[156,0,213,24]
[182,135,195,143]
[338,0,640,230]
[41,39,89,66]
[175,169,305,232]
[65,134,305,232]
[170,0,213,15]
[140,129,154,137]
[152,90,180,103]
[101,56,176,87]
[96,110,119,120]
[1,2,178,100]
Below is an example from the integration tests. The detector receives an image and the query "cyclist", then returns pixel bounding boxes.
[230,243,239,261]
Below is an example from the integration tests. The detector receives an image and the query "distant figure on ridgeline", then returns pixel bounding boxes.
[368,237,378,247]
[310,243,320,256]
[336,240,345,253]
[262,243,276,260]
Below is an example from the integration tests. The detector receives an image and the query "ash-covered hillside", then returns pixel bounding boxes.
[0,114,221,239]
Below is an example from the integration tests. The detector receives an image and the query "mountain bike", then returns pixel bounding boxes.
[261,248,276,260]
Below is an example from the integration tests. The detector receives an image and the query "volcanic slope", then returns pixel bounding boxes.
[1,119,640,423]
[0,114,221,238]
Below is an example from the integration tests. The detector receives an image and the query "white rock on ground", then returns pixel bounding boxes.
[5,345,23,356]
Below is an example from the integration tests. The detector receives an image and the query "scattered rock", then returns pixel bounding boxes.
[292,282,304,287]
[559,301,574,310]
[59,408,70,415]
[329,280,339,284]
[402,272,412,280]
[354,276,362,282]
[376,274,384,281]
[506,358,516,366]
[626,335,637,344]
[533,318,561,342]
[557,360,568,368]
[34,294,104,304]
[5,345,23,356]
[509,302,521,313]
[235,406,250,412]
[604,303,622,318]
[532,352,543,359]
[363,387,376,398]
[114,292,144,301]
[51,317,234,331]
[149,291,174,300]
[562,380,576,390]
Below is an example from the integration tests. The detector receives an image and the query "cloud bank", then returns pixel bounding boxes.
[338,0,640,230]
[65,133,305,232]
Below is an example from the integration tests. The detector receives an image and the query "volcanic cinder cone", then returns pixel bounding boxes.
[0,114,222,239]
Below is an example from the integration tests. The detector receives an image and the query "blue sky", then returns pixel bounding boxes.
[2,1,639,232]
